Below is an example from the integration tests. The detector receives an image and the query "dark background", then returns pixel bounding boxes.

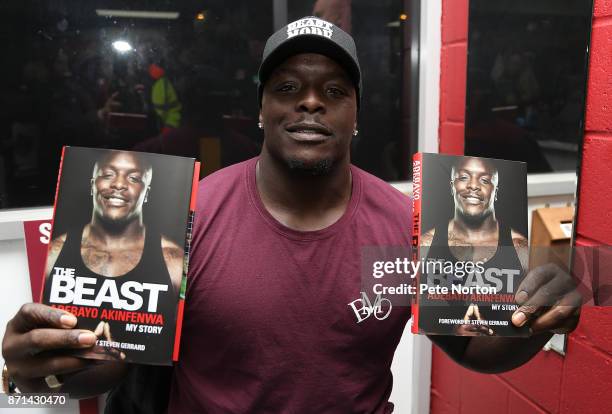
[52,147,195,245]
[421,153,528,237]
[0,0,415,209]
[465,0,593,173]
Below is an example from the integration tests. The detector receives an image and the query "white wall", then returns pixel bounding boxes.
[0,211,83,413]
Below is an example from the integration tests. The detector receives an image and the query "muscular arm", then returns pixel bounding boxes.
[2,304,130,399]
[45,234,67,278]
[161,236,184,293]
[428,262,580,373]
[511,229,529,273]
[57,362,130,399]
[420,228,435,247]
[429,333,552,373]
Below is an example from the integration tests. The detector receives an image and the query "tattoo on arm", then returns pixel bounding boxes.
[421,229,435,247]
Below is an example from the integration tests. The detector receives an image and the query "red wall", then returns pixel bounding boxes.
[438,0,468,155]
[432,0,612,413]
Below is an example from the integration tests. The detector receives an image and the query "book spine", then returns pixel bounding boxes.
[172,161,201,361]
[411,153,423,334]
[39,146,67,303]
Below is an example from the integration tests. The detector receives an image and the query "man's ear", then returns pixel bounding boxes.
[90,178,94,196]
[258,113,265,131]
[144,186,151,203]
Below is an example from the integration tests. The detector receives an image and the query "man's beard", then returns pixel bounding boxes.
[458,208,493,226]
[94,209,142,235]
[285,158,334,176]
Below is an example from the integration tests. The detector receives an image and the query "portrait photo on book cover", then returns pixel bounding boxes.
[420,155,528,262]
[42,148,194,363]
[418,154,528,336]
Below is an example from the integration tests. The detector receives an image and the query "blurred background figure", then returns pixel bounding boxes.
[149,62,182,135]
[313,0,352,33]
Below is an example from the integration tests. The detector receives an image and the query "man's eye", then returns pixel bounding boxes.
[276,83,297,92]
[128,176,142,183]
[481,178,490,185]
[459,175,469,181]
[327,87,346,96]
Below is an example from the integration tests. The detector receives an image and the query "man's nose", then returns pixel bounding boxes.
[297,88,325,114]
[111,175,128,189]
[467,177,480,190]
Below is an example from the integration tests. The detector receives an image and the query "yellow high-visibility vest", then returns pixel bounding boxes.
[152,77,181,128]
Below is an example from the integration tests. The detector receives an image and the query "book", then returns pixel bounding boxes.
[411,153,529,336]
[41,147,200,365]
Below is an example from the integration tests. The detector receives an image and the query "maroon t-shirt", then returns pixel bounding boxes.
[168,158,412,413]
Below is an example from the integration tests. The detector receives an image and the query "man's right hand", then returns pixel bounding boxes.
[2,303,112,394]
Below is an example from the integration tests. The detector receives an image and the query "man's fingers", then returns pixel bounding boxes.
[463,304,474,320]
[515,264,559,305]
[94,321,104,337]
[103,322,112,341]
[472,304,483,320]
[530,290,582,334]
[456,323,493,336]
[513,267,580,328]
[9,303,77,333]
[512,305,536,327]
[468,324,493,336]
[10,355,93,380]
[5,329,97,359]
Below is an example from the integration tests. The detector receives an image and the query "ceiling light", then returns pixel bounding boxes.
[112,40,133,53]
[96,9,180,20]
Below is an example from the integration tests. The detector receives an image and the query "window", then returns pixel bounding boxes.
[0,0,417,209]
[465,0,593,173]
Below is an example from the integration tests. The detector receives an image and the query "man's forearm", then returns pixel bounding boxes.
[430,333,552,373]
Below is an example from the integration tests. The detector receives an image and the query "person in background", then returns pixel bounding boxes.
[149,63,182,135]
[2,17,581,413]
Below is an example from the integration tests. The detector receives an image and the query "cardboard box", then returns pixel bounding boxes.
[530,206,574,270]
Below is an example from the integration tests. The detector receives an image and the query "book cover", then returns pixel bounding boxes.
[411,153,529,336]
[41,147,200,365]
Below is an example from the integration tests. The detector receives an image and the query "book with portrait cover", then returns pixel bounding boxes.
[411,153,529,336]
[40,146,200,365]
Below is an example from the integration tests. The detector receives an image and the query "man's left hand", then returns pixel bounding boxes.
[512,263,581,334]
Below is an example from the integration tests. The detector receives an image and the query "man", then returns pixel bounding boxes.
[421,156,527,268]
[43,150,183,360]
[420,157,528,335]
[46,151,182,285]
[2,17,580,412]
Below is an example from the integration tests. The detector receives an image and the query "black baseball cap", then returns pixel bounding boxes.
[257,16,362,110]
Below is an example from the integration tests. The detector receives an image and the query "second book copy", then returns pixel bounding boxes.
[41,147,200,365]
[412,153,529,336]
